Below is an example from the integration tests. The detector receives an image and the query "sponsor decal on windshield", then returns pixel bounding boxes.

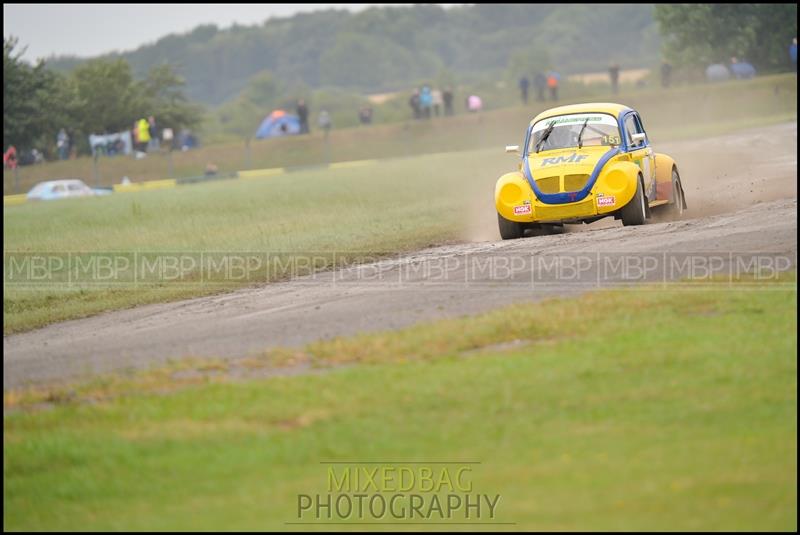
[545,116,604,126]
[532,113,618,133]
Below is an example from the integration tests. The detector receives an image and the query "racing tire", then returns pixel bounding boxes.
[668,167,686,218]
[620,176,647,226]
[498,213,525,240]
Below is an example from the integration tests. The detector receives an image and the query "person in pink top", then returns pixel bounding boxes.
[467,95,482,112]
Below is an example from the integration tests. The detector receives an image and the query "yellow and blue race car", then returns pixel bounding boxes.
[495,102,687,239]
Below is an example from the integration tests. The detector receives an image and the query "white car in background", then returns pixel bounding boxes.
[26,179,112,201]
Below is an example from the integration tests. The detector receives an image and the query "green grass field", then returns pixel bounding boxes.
[3,74,798,334]
[4,278,796,530]
[3,149,502,333]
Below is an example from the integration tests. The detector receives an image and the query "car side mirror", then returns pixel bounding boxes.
[631,133,646,146]
[505,145,520,154]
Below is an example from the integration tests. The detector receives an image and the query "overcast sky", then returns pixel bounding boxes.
[3,4,393,62]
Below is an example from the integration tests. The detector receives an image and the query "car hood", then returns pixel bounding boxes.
[526,145,610,179]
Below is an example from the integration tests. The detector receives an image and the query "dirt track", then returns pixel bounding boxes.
[4,123,797,389]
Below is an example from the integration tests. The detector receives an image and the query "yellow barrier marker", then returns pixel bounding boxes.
[113,178,177,192]
[328,159,377,170]
[7,158,377,205]
[141,178,176,190]
[238,167,285,180]
[3,194,27,206]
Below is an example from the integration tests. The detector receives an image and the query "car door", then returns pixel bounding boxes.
[51,184,67,199]
[623,113,656,198]
[634,113,656,198]
[67,182,86,197]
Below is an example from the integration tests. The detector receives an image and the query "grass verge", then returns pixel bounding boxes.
[4,276,796,530]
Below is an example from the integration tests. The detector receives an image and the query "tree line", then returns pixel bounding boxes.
[45,4,663,106]
[655,4,797,73]
[4,37,202,159]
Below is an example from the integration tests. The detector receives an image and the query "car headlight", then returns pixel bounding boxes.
[499,183,523,204]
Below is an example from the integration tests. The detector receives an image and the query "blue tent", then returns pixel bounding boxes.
[731,61,756,80]
[255,110,301,139]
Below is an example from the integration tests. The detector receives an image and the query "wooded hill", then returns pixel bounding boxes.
[46,4,662,106]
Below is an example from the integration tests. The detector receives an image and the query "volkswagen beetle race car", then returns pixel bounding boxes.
[495,103,686,239]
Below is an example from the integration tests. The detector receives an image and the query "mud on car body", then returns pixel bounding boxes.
[495,102,687,239]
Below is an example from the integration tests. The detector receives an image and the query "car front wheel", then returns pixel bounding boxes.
[620,176,647,226]
[498,213,525,239]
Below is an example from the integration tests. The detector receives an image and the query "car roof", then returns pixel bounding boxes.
[33,179,87,188]
[530,102,633,126]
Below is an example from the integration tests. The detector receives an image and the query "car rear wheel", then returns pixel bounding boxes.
[498,213,525,240]
[620,176,647,226]
[668,168,686,218]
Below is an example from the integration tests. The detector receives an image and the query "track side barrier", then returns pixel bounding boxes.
[5,158,378,205]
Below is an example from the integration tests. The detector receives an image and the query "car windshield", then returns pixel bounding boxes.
[28,183,52,196]
[529,113,621,153]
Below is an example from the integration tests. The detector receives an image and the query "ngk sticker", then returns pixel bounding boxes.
[514,205,532,215]
[597,195,616,207]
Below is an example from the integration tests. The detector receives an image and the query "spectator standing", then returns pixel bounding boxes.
[609,64,620,94]
[519,76,530,104]
[409,89,421,119]
[56,128,69,160]
[296,99,310,134]
[132,121,140,152]
[4,145,18,170]
[789,37,797,72]
[318,110,332,138]
[419,85,433,119]
[358,107,373,125]
[431,88,443,116]
[547,72,560,101]
[147,116,160,151]
[660,61,672,88]
[442,87,454,116]
[162,128,174,151]
[533,72,547,102]
[467,95,482,113]
[136,117,150,154]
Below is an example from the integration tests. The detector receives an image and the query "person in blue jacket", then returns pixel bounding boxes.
[419,85,433,119]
